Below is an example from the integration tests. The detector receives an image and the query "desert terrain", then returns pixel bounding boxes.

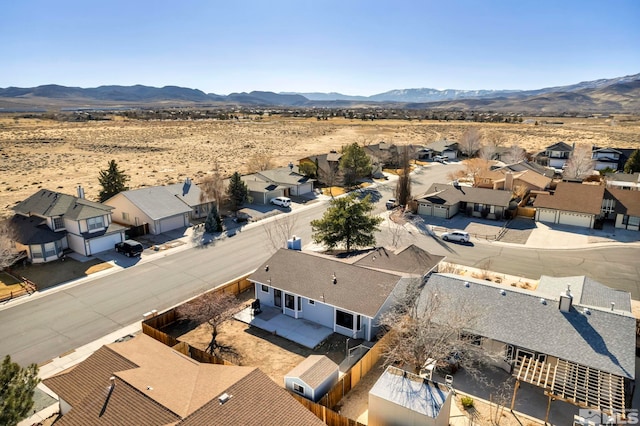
[1,114,639,217]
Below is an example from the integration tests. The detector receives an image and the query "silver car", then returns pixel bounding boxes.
[441,230,470,243]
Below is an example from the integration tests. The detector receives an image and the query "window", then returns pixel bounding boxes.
[32,245,43,259]
[356,315,361,330]
[285,294,295,310]
[87,216,104,231]
[308,299,315,305]
[462,332,482,346]
[297,296,301,311]
[474,203,482,212]
[44,243,56,258]
[122,212,130,221]
[293,383,304,394]
[261,284,269,292]
[53,217,64,230]
[336,310,354,329]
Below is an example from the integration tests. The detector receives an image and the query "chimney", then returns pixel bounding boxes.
[288,162,294,171]
[77,185,85,199]
[505,172,514,191]
[286,236,302,251]
[559,284,573,312]
[185,177,192,185]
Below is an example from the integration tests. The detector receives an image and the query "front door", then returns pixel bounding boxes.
[274,289,282,308]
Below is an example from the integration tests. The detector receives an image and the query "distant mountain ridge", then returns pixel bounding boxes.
[0,73,639,113]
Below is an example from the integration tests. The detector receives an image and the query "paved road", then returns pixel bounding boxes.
[1,162,638,366]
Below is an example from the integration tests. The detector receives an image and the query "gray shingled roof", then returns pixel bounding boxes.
[114,187,192,220]
[10,215,66,245]
[424,140,459,153]
[537,275,632,312]
[249,249,404,317]
[165,180,212,207]
[353,245,444,276]
[545,141,573,152]
[605,172,640,183]
[255,168,314,186]
[285,355,338,389]
[424,274,636,379]
[416,183,512,207]
[13,189,113,220]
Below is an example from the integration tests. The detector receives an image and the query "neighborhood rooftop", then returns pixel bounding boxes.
[416,183,513,206]
[107,186,192,220]
[13,188,113,220]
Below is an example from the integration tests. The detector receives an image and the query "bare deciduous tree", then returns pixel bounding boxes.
[501,145,527,165]
[263,214,298,253]
[199,163,227,210]
[176,290,238,355]
[378,281,501,382]
[318,165,343,198]
[246,153,274,173]
[395,147,412,207]
[564,143,595,180]
[459,127,483,157]
[0,219,22,270]
[455,158,491,186]
[478,143,497,161]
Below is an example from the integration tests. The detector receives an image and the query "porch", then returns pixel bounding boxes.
[234,304,334,349]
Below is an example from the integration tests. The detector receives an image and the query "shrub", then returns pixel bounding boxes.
[461,396,474,408]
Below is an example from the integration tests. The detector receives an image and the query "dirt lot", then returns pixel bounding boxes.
[2,114,639,216]
[167,291,354,386]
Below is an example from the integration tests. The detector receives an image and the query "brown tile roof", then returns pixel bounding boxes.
[285,355,339,389]
[609,188,640,216]
[45,335,321,425]
[249,249,403,317]
[533,182,605,215]
[178,369,325,426]
[353,245,444,276]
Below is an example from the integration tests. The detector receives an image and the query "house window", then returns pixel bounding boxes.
[336,310,353,329]
[53,217,64,230]
[357,315,361,330]
[474,203,482,212]
[297,296,301,311]
[629,216,640,227]
[122,212,130,221]
[44,243,56,258]
[293,383,304,394]
[32,245,43,258]
[87,216,104,231]
[462,332,482,346]
[261,284,269,293]
[308,299,315,305]
[285,294,295,310]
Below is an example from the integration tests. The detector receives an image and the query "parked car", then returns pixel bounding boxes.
[270,196,291,208]
[385,199,397,210]
[441,230,470,243]
[433,155,447,163]
[115,239,144,257]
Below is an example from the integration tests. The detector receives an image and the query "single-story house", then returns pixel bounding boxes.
[248,245,444,341]
[368,366,452,426]
[105,186,192,235]
[533,182,605,228]
[421,140,459,160]
[422,273,635,414]
[415,183,512,220]
[284,355,339,402]
[536,141,573,170]
[252,166,315,196]
[477,169,551,192]
[240,176,288,205]
[164,177,215,220]
[42,334,325,425]
[605,172,640,191]
[496,160,556,178]
[11,187,125,263]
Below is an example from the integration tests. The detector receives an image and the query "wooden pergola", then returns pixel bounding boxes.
[512,356,626,421]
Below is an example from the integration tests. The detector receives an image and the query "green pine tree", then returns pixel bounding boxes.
[226,172,248,212]
[624,150,640,173]
[339,143,372,187]
[0,355,40,426]
[98,160,130,202]
[204,204,223,233]
[311,193,382,252]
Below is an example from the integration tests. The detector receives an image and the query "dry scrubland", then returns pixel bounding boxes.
[1,115,639,216]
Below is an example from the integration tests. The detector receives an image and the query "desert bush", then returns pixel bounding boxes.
[461,396,474,408]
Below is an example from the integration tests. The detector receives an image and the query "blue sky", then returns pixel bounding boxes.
[2,0,639,95]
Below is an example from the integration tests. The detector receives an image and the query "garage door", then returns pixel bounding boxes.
[293,183,313,196]
[537,209,556,223]
[89,234,121,255]
[559,212,592,228]
[418,203,432,216]
[433,205,449,218]
[158,214,187,234]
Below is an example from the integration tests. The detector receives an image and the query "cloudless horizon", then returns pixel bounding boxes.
[2,0,639,96]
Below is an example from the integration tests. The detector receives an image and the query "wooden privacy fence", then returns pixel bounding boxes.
[320,332,392,409]
[289,391,366,426]
[517,206,536,218]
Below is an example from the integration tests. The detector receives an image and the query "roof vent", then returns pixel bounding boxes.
[611,302,615,311]
[332,273,337,285]
[499,289,506,296]
[464,281,470,288]
[540,298,547,305]
[264,265,269,272]
[146,386,153,391]
[219,393,231,404]
[584,308,591,315]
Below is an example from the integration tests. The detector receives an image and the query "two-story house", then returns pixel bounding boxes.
[537,141,574,170]
[11,187,125,263]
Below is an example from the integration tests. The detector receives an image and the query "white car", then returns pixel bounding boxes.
[441,230,470,243]
[270,196,291,208]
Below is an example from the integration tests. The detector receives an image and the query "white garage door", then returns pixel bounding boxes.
[433,205,449,218]
[418,203,432,216]
[537,209,556,223]
[559,212,592,228]
[293,183,313,196]
[158,214,187,234]
[89,234,121,255]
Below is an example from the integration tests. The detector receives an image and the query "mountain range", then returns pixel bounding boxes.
[0,73,638,113]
